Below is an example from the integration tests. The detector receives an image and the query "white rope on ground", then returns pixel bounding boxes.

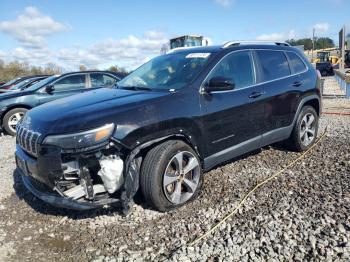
[187,128,328,247]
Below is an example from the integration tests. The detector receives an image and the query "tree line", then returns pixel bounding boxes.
[0,59,63,83]
[286,37,335,50]
[0,59,129,83]
[79,64,129,76]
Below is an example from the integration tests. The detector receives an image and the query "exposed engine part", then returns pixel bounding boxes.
[63,184,106,200]
[80,166,94,200]
[98,155,124,194]
[62,161,80,180]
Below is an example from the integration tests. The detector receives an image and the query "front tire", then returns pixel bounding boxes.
[3,108,28,136]
[140,140,203,212]
[287,105,318,152]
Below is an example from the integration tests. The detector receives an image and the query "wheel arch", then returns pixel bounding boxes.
[294,95,321,124]
[112,133,203,165]
[303,98,320,116]
[1,104,32,126]
[138,134,202,161]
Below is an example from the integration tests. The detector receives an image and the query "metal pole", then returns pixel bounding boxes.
[341,25,346,71]
[312,28,315,63]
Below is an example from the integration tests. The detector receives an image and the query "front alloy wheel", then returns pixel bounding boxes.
[3,108,28,136]
[163,151,201,205]
[140,140,203,212]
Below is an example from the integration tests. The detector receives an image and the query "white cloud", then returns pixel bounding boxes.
[214,0,235,7]
[256,30,296,41]
[54,30,168,70]
[0,6,67,48]
[313,22,330,33]
[0,24,168,71]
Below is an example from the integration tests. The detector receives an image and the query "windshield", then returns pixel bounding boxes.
[10,79,33,90]
[26,75,59,91]
[117,52,212,91]
[2,78,21,86]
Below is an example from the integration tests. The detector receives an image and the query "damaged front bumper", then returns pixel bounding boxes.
[21,175,120,210]
[15,141,140,214]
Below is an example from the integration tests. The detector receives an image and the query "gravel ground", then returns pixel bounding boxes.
[322,76,346,97]
[0,79,349,261]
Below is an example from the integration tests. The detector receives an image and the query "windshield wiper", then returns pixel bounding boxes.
[118,85,152,91]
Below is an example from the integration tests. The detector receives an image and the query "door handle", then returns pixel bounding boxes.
[249,91,265,99]
[293,81,302,87]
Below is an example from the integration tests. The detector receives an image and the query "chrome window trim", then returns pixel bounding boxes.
[200,48,309,94]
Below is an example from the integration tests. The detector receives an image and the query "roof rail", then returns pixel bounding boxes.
[222,40,290,48]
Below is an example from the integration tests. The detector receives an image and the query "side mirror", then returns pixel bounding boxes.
[45,85,55,94]
[204,76,235,92]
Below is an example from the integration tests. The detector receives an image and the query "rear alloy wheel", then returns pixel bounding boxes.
[286,105,318,152]
[140,140,203,211]
[299,113,316,147]
[3,108,28,136]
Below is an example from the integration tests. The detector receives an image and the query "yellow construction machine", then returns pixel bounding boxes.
[307,47,339,64]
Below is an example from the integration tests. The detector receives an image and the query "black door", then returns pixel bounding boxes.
[199,50,266,166]
[254,50,304,144]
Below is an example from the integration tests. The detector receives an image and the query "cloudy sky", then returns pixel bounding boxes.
[0,0,349,71]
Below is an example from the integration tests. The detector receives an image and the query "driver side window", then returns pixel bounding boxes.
[207,51,254,90]
[53,74,86,92]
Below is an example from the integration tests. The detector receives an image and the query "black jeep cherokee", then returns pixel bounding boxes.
[15,41,321,213]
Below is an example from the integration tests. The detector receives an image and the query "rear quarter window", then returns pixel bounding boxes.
[286,52,307,74]
[255,50,290,82]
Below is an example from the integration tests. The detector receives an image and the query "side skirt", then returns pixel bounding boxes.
[203,125,293,171]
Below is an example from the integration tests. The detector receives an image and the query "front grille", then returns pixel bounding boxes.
[16,123,41,157]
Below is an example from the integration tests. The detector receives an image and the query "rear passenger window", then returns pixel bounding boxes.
[256,50,290,82]
[286,52,307,74]
[207,51,254,90]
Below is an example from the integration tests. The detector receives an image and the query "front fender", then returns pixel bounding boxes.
[113,117,205,157]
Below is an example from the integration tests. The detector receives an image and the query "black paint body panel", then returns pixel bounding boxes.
[20,45,321,172]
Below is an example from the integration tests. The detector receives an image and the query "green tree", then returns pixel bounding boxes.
[314,37,335,49]
[287,37,334,50]
[108,65,129,75]
[286,38,313,50]
[0,60,62,82]
[79,65,87,71]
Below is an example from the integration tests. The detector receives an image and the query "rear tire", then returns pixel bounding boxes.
[140,140,203,212]
[286,105,318,152]
[3,108,28,136]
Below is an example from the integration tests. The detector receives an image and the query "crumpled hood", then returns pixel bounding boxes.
[26,88,170,136]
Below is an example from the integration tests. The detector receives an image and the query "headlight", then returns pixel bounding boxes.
[43,123,115,149]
